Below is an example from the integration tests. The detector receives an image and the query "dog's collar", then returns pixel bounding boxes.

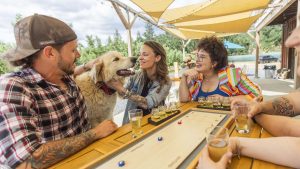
[96,81,116,95]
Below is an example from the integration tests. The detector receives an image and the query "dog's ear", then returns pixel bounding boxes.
[90,60,104,84]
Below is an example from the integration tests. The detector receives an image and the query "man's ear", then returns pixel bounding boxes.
[42,46,56,60]
[90,60,103,84]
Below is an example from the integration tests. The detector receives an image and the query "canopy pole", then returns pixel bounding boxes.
[182,40,186,59]
[126,10,137,57]
[255,31,260,79]
[111,2,137,57]
[247,32,260,78]
[182,39,191,59]
[108,0,185,41]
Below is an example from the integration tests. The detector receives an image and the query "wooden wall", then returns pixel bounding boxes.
[282,15,296,78]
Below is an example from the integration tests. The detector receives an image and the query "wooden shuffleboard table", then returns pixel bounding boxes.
[50,102,291,169]
[90,110,230,169]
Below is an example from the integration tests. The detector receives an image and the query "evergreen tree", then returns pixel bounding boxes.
[143,23,155,40]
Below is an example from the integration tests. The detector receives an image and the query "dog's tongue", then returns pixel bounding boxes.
[116,69,135,76]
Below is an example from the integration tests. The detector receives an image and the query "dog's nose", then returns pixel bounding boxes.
[130,57,138,63]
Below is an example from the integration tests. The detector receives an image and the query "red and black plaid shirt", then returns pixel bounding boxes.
[0,68,90,168]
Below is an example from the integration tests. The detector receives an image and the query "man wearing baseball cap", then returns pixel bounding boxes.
[0,14,117,168]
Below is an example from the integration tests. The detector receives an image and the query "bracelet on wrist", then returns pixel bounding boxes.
[123,89,132,99]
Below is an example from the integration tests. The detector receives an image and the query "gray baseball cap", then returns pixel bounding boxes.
[1,14,77,62]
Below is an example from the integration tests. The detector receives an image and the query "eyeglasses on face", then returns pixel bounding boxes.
[195,53,207,62]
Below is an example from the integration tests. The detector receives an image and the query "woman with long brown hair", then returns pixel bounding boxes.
[108,40,171,125]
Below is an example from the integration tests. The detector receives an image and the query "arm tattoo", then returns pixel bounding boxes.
[272,97,295,117]
[128,94,148,109]
[30,130,96,169]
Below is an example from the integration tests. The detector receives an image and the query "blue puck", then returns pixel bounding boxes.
[158,136,163,141]
[118,160,125,167]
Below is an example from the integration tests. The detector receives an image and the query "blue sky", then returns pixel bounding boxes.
[0,0,202,46]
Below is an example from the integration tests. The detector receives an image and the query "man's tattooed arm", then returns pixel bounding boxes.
[19,130,97,169]
[272,97,297,117]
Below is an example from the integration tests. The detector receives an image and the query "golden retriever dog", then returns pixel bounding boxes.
[75,51,136,128]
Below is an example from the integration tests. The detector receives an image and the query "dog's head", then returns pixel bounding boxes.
[90,51,137,84]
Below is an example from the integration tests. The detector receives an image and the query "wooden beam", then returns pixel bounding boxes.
[182,39,191,59]
[126,10,132,57]
[247,32,260,78]
[108,0,188,57]
[111,2,129,29]
[111,1,137,57]
[294,0,300,89]
[107,0,185,40]
[255,0,296,31]
[129,14,138,29]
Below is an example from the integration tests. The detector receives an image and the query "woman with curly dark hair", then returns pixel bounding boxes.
[108,40,171,125]
[179,36,261,102]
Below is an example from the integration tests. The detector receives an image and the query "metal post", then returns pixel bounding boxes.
[126,10,132,57]
[182,40,186,59]
[255,31,260,78]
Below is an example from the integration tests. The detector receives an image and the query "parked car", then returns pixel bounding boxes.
[259,55,279,63]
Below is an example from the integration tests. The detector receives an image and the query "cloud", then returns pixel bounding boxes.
[0,0,151,46]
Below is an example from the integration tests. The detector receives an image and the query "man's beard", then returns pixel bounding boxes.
[57,54,75,75]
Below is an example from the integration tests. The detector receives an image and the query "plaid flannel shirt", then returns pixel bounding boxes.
[0,68,90,168]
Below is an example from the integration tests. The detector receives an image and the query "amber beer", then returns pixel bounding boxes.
[208,139,228,162]
[206,126,229,162]
[233,104,250,134]
[129,109,143,138]
[235,113,249,133]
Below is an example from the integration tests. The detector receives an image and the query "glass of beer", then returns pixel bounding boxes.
[206,126,229,162]
[151,108,160,120]
[198,97,206,107]
[158,105,167,118]
[222,97,231,110]
[212,97,222,108]
[206,96,214,108]
[128,109,143,138]
[232,104,250,134]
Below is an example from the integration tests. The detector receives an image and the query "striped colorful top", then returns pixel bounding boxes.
[189,67,261,101]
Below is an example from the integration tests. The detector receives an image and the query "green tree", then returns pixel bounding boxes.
[0,42,12,74]
[76,22,283,70]
[132,31,144,57]
[260,25,282,52]
[156,32,182,51]
[185,40,198,54]
[222,33,254,55]
[11,13,23,26]
[77,35,106,65]
[143,23,155,40]
[106,30,128,56]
